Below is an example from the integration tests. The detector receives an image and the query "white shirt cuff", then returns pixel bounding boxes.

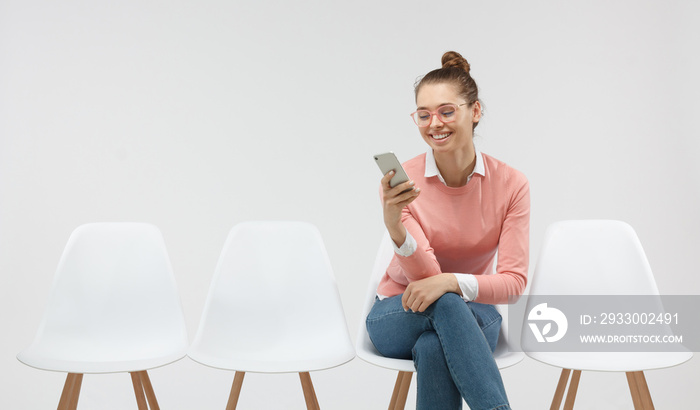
[392,230,417,257]
[453,273,479,301]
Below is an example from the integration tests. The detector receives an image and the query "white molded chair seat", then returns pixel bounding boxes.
[188,221,355,409]
[524,220,692,409]
[17,222,188,409]
[356,233,524,409]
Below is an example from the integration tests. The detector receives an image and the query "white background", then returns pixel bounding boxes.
[2,0,699,408]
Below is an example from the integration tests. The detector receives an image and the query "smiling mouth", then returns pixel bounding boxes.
[431,132,452,140]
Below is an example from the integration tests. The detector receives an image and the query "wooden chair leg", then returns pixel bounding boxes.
[627,371,655,410]
[627,371,643,409]
[58,371,163,410]
[299,372,320,410]
[550,368,571,410]
[58,373,83,410]
[563,370,581,410]
[138,371,160,410]
[130,372,149,410]
[389,371,413,410]
[68,374,83,410]
[226,371,245,410]
[388,372,405,410]
[635,372,654,410]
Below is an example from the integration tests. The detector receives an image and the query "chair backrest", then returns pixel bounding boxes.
[189,221,355,373]
[17,223,188,373]
[522,220,693,370]
[530,220,660,296]
[356,233,523,370]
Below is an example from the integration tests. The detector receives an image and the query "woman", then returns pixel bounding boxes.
[366,51,529,410]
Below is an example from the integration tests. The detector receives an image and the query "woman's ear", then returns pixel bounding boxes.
[471,101,483,123]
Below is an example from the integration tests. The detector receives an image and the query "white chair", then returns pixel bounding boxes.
[524,220,692,409]
[17,223,188,410]
[188,221,355,410]
[356,233,524,410]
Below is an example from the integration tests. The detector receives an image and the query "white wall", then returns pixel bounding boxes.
[2,0,698,408]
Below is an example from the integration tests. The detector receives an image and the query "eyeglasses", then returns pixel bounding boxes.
[410,103,469,127]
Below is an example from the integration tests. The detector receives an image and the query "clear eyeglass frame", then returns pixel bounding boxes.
[410,102,469,127]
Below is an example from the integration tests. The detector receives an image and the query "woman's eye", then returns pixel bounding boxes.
[418,113,431,120]
[440,110,455,117]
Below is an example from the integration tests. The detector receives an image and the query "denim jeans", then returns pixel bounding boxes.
[366,293,511,410]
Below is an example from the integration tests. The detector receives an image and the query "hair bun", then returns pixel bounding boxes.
[441,51,470,75]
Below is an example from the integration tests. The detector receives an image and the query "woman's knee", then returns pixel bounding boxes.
[367,296,432,359]
[430,292,468,313]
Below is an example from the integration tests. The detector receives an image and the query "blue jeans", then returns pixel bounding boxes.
[366,293,510,410]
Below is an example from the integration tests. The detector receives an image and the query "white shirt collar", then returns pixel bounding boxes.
[425,146,485,185]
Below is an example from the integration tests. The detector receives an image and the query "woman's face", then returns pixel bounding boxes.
[415,82,481,154]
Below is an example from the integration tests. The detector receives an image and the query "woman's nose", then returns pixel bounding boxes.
[430,114,444,127]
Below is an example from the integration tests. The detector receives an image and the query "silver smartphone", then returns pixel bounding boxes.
[373,152,410,188]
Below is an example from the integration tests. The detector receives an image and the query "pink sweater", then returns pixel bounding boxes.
[377,152,530,304]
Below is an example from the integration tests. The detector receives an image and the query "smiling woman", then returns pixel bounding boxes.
[366,51,530,410]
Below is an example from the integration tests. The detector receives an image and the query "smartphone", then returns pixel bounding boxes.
[373,152,410,188]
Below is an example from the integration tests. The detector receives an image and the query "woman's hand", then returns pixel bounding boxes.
[402,273,461,313]
[382,170,420,247]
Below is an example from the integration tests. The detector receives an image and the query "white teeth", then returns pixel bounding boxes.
[432,133,451,140]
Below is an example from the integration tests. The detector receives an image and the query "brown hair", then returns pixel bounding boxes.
[415,51,480,129]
